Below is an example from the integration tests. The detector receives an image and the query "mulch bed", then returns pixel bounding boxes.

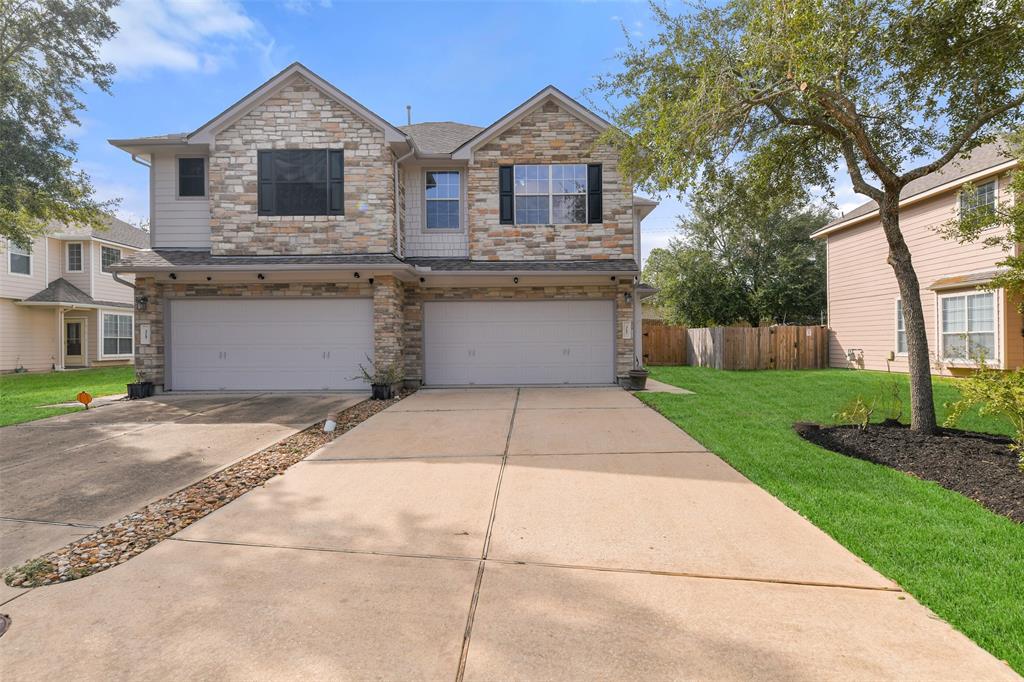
[795,421,1023,523]
[3,392,409,589]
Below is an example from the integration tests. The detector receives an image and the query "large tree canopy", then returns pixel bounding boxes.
[644,171,829,327]
[0,0,119,248]
[597,0,1024,432]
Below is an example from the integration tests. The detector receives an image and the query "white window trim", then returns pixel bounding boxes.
[99,310,134,360]
[101,245,122,274]
[513,163,588,226]
[6,240,32,277]
[936,289,1001,367]
[956,176,998,220]
[894,298,907,356]
[175,155,209,200]
[66,242,84,272]
[422,169,462,233]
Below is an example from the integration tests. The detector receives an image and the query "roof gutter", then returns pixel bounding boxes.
[394,146,416,257]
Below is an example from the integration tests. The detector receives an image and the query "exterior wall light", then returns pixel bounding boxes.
[257,273,265,280]
[354,272,360,278]
[169,273,177,280]
[513,276,519,284]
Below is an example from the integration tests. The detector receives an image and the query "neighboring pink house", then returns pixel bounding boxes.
[813,140,1022,375]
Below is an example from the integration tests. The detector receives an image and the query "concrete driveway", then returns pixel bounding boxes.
[0,388,1016,680]
[0,392,363,571]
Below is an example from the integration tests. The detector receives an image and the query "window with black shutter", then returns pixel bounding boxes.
[257,149,344,216]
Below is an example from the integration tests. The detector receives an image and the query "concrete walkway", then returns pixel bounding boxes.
[0,388,1016,680]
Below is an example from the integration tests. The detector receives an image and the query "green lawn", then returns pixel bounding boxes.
[0,366,135,427]
[641,367,1023,675]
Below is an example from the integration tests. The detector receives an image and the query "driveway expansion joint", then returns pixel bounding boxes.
[0,517,99,530]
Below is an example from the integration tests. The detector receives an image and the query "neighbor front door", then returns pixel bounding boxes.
[65,320,85,367]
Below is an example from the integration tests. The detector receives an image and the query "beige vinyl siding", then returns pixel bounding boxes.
[0,299,58,372]
[91,242,136,304]
[152,151,211,248]
[0,236,49,299]
[61,239,92,294]
[403,162,469,258]
[47,237,62,283]
[827,173,1014,372]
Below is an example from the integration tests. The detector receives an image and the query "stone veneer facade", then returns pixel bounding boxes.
[135,278,635,387]
[208,74,396,256]
[466,99,634,261]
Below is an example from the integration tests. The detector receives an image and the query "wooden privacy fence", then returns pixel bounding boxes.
[642,320,687,365]
[643,321,829,370]
[688,325,829,370]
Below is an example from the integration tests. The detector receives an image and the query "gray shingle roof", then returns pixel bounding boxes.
[399,122,483,154]
[822,139,1014,232]
[22,278,132,308]
[929,268,1007,291]
[112,250,407,270]
[52,215,150,249]
[405,258,639,273]
[112,251,639,274]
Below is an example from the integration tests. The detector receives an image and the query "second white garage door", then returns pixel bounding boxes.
[423,300,616,385]
[168,298,373,391]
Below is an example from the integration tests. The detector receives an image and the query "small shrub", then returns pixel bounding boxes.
[879,373,905,423]
[350,355,403,386]
[834,397,874,429]
[945,366,1024,469]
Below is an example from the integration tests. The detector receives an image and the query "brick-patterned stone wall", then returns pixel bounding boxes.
[402,281,635,384]
[132,279,373,386]
[209,74,396,256]
[373,275,405,374]
[467,99,634,261]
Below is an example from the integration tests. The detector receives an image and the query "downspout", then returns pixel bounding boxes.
[112,272,136,290]
[394,145,416,258]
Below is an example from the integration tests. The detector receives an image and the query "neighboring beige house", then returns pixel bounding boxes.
[813,140,1022,375]
[108,63,658,391]
[0,218,149,372]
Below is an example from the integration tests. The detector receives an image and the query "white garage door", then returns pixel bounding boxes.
[168,299,373,391]
[423,300,615,385]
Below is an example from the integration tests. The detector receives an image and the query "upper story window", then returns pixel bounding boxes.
[8,241,31,276]
[499,163,602,226]
[258,149,344,217]
[959,179,996,218]
[67,243,83,272]
[101,246,121,273]
[425,171,460,229]
[940,291,995,362]
[178,158,206,198]
[895,301,906,354]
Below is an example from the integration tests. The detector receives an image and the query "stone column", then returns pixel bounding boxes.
[134,277,165,386]
[372,275,405,378]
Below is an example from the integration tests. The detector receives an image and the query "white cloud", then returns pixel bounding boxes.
[281,0,332,14]
[102,0,261,77]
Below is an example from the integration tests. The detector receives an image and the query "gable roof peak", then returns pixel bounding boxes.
[188,62,408,145]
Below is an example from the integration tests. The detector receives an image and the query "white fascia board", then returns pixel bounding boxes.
[188,62,408,145]
[452,86,610,160]
[812,159,1019,239]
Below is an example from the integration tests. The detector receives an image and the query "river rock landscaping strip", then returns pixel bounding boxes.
[3,393,407,588]
[796,422,1023,523]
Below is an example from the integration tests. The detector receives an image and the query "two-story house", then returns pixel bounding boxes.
[813,139,1022,374]
[108,63,658,391]
[1,217,148,372]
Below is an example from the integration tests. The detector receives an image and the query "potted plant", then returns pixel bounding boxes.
[627,356,649,391]
[127,370,154,400]
[352,356,403,400]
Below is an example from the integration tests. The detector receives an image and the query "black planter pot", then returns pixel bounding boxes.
[371,383,393,400]
[127,382,154,400]
[627,369,649,391]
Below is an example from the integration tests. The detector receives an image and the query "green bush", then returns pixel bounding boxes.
[945,366,1024,469]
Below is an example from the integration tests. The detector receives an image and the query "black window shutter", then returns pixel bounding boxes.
[328,149,344,215]
[258,151,274,215]
[587,164,603,224]
[499,165,514,224]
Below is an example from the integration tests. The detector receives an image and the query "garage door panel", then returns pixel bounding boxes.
[169,299,372,391]
[424,300,615,386]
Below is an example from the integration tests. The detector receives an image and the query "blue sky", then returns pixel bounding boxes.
[76,0,860,263]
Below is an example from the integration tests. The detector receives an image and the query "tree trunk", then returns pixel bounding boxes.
[878,191,938,433]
